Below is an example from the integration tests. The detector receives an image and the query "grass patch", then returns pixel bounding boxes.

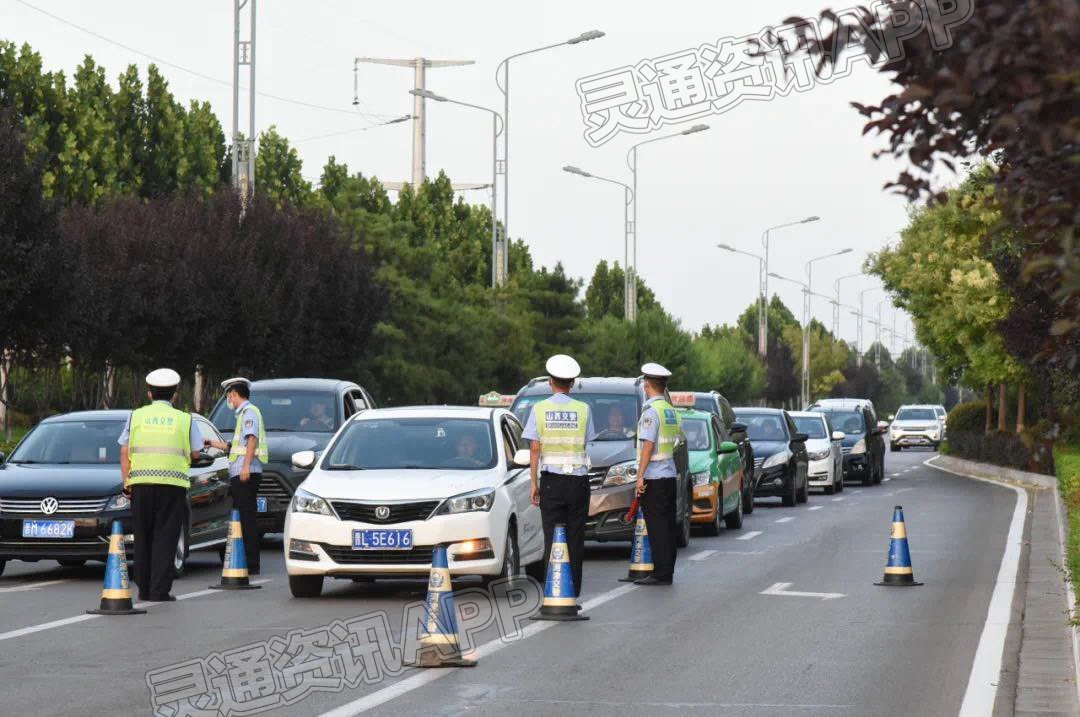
[0,426,29,456]
[1055,444,1080,619]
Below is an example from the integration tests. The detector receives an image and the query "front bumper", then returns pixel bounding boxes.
[690,484,719,524]
[842,453,870,477]
[807,458,832,486]
[0,513,133,562]
[255,470,304,533]
[753,468,791,497]
[585,483,636,540]
[891,432,940,447]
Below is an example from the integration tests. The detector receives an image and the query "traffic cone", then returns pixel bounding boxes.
[618,508,654,582]
[210,509,261,590]
[531,524,588,621]
[406,545,476,668]
[86,520,145,615]
[875,505,923,587]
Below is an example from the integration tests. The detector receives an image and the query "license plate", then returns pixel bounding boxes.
[352,529,413,550]
[256,497,268,513]
[22,520,75,539]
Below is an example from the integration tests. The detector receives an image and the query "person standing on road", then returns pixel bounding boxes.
[523,354,596,597]
[634,363,682,586]
[119,368,203,601]
[203,377,266,575]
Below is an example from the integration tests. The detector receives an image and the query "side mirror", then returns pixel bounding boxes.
[718,441,738,454]
[512,448,531,468]
[292,450,317,470]
[791,432,808,442]
[191,452,214,468]
[831,431,846,441]
[729,422,747,435]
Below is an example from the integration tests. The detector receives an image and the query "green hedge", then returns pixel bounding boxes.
[1055,445,1080,619]
[947,401,987,433]
[946,428,1056,475]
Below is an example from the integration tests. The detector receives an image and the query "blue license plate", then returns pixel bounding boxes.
[256,497,268,513]
[352,529,413,550]
[22,520,75,539]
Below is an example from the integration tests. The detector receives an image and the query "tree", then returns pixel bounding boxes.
[256,126,311,208]
[684,326,765,404]
[584,260,657,319]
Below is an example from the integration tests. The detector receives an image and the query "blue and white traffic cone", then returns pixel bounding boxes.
[86,520,145,615]
[618,508,654,582]
[407,545,476,667]
[210,509,261,590]
[875,505,923,587]
[531,524,588,621]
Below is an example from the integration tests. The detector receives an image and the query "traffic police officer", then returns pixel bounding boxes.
[523,354,596,597]
[204,377,267,574]
[118,368,203,601]
[633,362,682,585]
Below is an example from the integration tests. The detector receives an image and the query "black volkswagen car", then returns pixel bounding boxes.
[0,410,231,576]
[805,398,886,486]
[209,378,376,537]
[733,407,809,507]
[671,391,757,514]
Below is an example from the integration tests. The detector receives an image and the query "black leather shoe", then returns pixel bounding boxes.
[148,594,177,602]
[249,567,260,576]
[634,576,672,586]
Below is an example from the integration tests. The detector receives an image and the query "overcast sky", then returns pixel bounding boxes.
[4,0,922,349]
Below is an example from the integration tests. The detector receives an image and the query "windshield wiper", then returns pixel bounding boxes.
[326,464,364,470]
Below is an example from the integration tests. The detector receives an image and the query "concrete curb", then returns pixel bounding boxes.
[926,454,1080,711]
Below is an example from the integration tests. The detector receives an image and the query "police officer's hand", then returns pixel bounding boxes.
[635,476,646,497]
[240,466,251,483]
[530,481,540,506]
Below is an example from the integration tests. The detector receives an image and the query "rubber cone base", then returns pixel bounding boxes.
[875,577,923,587]
[87,597,146,615]
[406,649,477,668]
[531,604,589,621]
[209,582,261,590]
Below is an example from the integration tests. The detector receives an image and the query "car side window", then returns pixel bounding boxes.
[712,416,728,444]
[194,417,223,447]
[718,396,736,428]
[500,418,520,463]
[784,414,797,438]
[343,393,356,419]
[349,390,367,411]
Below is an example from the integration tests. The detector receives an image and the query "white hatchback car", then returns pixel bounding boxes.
[789,411,845,494]
[284,406,544,597]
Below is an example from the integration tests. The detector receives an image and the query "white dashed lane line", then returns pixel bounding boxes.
[0,579,71,594]
[688,550,716,562]
[808,506,822,511]
[831,497,845,502]
[775,517,795,524]
[737,531,763,541]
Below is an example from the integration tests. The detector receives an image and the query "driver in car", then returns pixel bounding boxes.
[761,419,783,440]
[453,433,483,466]
[605,405,632,438]
[299,401,334,431]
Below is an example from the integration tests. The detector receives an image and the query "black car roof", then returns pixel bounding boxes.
[517,376,643,396]
[250,378,359,391]
[42,409,210,423]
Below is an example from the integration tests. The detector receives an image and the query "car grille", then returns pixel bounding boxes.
[587,469,606,490]
[257,473,292,500]
[330,501,440,524]
[753,457,764,470]
[0,497,110,514]
[841,447,852,455]
[321,544,434,565]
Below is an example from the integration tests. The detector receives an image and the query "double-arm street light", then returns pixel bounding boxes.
[410,89,503,288]
[624,123,709,321]
[496,30,604,285]
[564,165,634,318]
[759,216,820,357]
[832,271,864,339]
[717,243,765,355]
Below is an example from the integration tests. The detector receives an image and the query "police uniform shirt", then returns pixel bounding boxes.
[229,400,263,477]
[118,401,203,453]
[522,393,597,476]
[638,396,678,479]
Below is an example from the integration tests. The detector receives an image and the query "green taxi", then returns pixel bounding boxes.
[679,408,744,535]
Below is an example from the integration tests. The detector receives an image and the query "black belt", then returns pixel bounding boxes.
[540,471,588,478]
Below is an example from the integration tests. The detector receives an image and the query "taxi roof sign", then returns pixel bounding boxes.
[479,391,515,407]
[669,391,697,407]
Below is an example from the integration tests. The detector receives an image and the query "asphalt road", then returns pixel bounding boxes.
[0,449,1022,716]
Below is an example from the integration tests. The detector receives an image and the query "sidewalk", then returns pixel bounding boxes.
[932,455,1080,715]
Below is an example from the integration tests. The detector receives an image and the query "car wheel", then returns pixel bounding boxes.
[704,500,721,536]
[0,559,5,576]
[890,443,900,452]
[743,481,755,515]
[824,481,835,496]
[289,574,324,598]
[58,559,86,568]
[483,525,520,588]
[676,510,691,548]
[724,492,743,530]
[781,477,796,507]
[172,521,190,578]
[837,474,844,493]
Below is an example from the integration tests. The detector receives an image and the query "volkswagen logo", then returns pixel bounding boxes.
[40,497,59,515]
[374,505,391,520]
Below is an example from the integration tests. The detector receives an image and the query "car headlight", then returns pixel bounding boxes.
[603,461,638,487]
[104,493,131,511]
[850,439,867,455]
[436,488,496,515]
[761,452,787,470]
[291,488,332,516]
[691,471,711,486]
[807,450,830,461]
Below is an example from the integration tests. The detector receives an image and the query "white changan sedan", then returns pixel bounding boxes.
[789,411,845,495]
[284,406,544,598]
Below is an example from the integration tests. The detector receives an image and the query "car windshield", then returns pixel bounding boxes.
[792,416,827,439]
[818,410,865,434]
[9,420,125,464]
[682,418,711,451]
[210,390,337,433]
[323,418,496,470]
[511,392,640,441]
[736,413,788,442]
[935,407,947,417]
[896,408,938,421]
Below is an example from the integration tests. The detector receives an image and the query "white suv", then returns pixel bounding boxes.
[889,405,943,451]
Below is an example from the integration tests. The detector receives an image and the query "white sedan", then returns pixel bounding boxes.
[789,411,845,495]
[283,406,544,597]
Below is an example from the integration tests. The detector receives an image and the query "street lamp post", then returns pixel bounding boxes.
[854,286,881,367]
[410,89,503,288]
[564,165,634,318]
[760,216,820,357]
[717,243,765,355]
[495,30,604,286]
[833,271,863,339]
[625,124,709,321]
[797,248,852,406]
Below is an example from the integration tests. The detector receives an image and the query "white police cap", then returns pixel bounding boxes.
[545,354,581,380]
[220,377,251,392]
[145,368,181,388]
[641,362,672,379]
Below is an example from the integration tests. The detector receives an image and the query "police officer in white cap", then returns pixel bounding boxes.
[203,377,266,574]
[118,368,203,601]
[634,362,682,585]
[522,354,596,598]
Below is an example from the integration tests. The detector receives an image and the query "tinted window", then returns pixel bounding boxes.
[817,410,865,434]
[895,408,938,421]
[194,417,223,445]
[792,415,828,439]
[211,390,338,433]
[10,420,125,464]
[324,418,496,470]
[934,407,946,418]
[693,397,719,419]
[512,392,640,441]
[682,418,711,451]
[735,412,789,441]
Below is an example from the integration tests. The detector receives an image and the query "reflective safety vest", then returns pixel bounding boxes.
[533,397,591,471]
[127,402,192,489]
[639,398,682,462]
[229,402,269,464]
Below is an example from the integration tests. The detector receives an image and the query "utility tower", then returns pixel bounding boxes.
[355,57,473,188]
[232,0,256,197]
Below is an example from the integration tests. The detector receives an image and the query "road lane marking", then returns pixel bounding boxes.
[736,531,762,541]
[890,473,901,477]
[760,582,845,600]
[883,478,891,482]
[924,457,1027,717]
[831,497,845,502]
[850,489,863,494]
[774,517,794,523]
[0,579,71,594]
[320,583,640,716]
[688,550,716,562]
[0,579,270,642]
[808,506,822,511]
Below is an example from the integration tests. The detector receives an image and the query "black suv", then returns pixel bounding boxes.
[674,391,757,514]
[805,398,886,486]
[733,408,809,506]
[511,377,693,546]
[209,378,376,536]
